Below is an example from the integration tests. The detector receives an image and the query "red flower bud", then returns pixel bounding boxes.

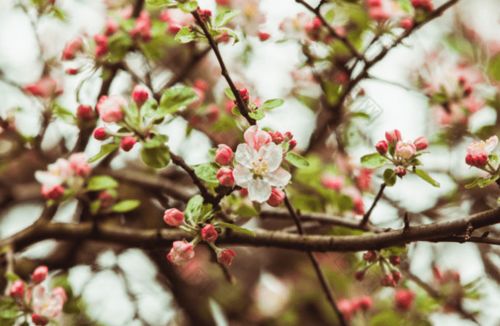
[32,314,49,326]
[399,17,414,30]
[391,270,402,283]
[381,273,396,287]
[41,185,65,200]
[258,31,271,41]
[375,140,388,155]
[394,166,407,177]
[120,136,136,152]
[65,67,79,75]
[413,136,428,151]
[9,280,25,299]
[77,104,94,121]
[98,191,115,208]
[201,224,218,242]
[363,250,377,262]
[395,289,415,311]
[132,85,149,106]
[267,188,285,207]
[357,295,373,311]
[239,88,249,102]
[163,208,184,227]
[216,167,235,187]
[32,265,49,284]
[389,255,401,266]
[93,127,108,140]
[198,8,212,21]
[269,131,284,144]
[385,129,402,143]
[355,270,365,281]
[215,144,234,165]
[218,248,236,266]
[289,139,297,150]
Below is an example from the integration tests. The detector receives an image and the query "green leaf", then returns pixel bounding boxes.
[143,134,168,149]
[146,0,176,7]
[4,272,19,282]
[248,108,265,120]
[383,168,397,186]
[477,175,499,188]
[123,103,140,128]
[111,200,140,213]
[218,222,255,237]
[215,9,239,27]
[141,144,171,168]
[185,195,204,222]
[260,98,284,111]
[175,26,196,43]
[53,103,76,124]
[90,199,101,215]
[224,87,235,100]
[360,153,388,169]
[178,0,198,13]
[158,85,198,116]
[194,163,219,185]
[88,143,119,163]
[87,175,118,191]
[414,169,440,187]
[286,152,309,168]
[235,203,259,218]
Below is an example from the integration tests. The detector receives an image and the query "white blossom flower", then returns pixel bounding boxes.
[233,141,291,203]
[32,285,67,319]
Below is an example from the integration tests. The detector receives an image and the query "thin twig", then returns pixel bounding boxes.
[360,183,386,226]
[284,195,347,326]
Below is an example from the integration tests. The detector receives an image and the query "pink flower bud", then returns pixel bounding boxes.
[65,67,79,75]
[289,139,298,150]
[267,188,285,207]
[206,104,220,122]
[244,126,271,150]
[69,153,91,177]
[120,136,136,152]
[321,175,343,191]
[163,208,184,227]
[216,167,235,187]
[218,248,236,266]
[389,255,400,265]
[465,136,497,167]
[132,85,149,106]
[375,140,388,155]
[363,250,377,262]
[399,17,414,30]
[413,136,428,151]
[395,141,416,159]
[41,184,65,200]
[395,289,415,311]
[93,127,108,140]
[411,0,433,11]
[130,11,152,42]
[98,191,115,208]
[167,240,195,265]
[105,18,119,36]
[465,153,488,167]
[356,168,372,192]
[24,77,61,98]
[239,88,249,102]
[62,37,83,60]
[32,314,49,326]
[76,104,94,121]
[338,299,354,320]
[392,270,402,283]
[96,95,125,123]
[32,265,49,284]
[395,166,407,177]
[216,0,231,5]
[9,280,25,298]
[353,196,364,215]
[269,131,284,144]
[385,129,402,143]
[258,31,271,41]
[381,273,396,287]
[215,144,234,165]
[240,188,248,197]
[168,24,181,35]
[201,224,218,242]
[198,8,212,21]
[356,295,373,311]
[94,34,108,57]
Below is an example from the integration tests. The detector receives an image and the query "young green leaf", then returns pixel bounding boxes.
[215,9,239,27]
[158,85,198,116]
[286,152,310,168]
[88,143,119,163]
[360,153,388,169]
[111,200,141,213]
[141,144,171,168]
[218,222,256,237]
[383,168,397,186]
[175,26,196,43]
[414,169,440,187]
[53,103,76,124]
[178,0,198,13]
[87,175,119,191]
[224,87,236,100]
[260,98,284,111]
[194,163,219,185]
[185,195,204,222]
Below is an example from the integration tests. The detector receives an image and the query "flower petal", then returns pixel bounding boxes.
[264,168,291,187]
[247,179,272,203]
[485,136,498,153]
[235,144,257,168]
[258,142,282,172]
[233,165,252,188]
[35,171,63,187]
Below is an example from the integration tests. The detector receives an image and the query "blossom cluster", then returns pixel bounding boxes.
[464,135,499,188]
[8,266,67,326]
[163,208,236,267]
[357,250,404,288]
[338,295,373,321]
[35,152,91,200]
[214,126,296,205]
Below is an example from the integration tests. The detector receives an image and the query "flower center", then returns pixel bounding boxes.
[251,158,269,177]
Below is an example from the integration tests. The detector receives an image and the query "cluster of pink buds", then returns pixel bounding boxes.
[160,8,194,35]
[355,251,403,287]
[94,34,109,57]
[465,136,498,170]
[23,76,62,99]
[130,11,152,42]
[61,37,83,61]
[338,295,373,321]
[411,0,434,12]
[163,208,237,267]
[375,129,428,177]
[9,266,67,325]
[394,289,415,311]
[365,0,414,28]
[35,153,92,200]
[214,126,295,206]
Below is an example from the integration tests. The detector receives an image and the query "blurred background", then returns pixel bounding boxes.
[0,0,499,325]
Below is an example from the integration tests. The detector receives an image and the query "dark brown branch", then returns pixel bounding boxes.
[284,196,347,326]
[191,10,255,125]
